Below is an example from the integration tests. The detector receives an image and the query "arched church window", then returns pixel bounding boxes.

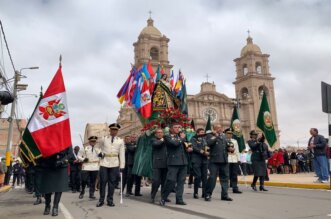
[256,62,262,74]
[241,87,249,99]
[242,64,248,75]
[258,85,269,97]
[150,47,159,61]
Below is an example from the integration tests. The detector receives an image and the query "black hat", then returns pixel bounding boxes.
[109,123,121,130]
[88,136,98,141]
[250,130,258,136]
[224,128,233,134]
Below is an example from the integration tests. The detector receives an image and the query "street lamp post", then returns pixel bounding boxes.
[5,67,38,166]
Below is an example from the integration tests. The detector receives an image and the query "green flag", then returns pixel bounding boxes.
[257,92,277,147]
[205,114,211,132]
[179,81,188,115]
[230,107,246,152]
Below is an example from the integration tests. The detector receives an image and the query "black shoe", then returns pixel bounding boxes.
[115,186,120,189]
[89,195,96,200]
[176,201,187,205]
[159,199,165,206]
[165,198,171,202]
[107,202,115,207]
[259,186,268,191]
[193,193,199,199]
[221,196,233,201]
[79,193,84,199]
[72,190,77,193]
[251,184,257,191]
[204,195,211,201]
[52,207,58,216]
[96,201,104,207]
[135,193,143,196]
[127,192,134,196]
[43,205,51,215]
[34,197,42,205]
[233,190,242,194]
[150,198,155,203]
[201,193,205,198]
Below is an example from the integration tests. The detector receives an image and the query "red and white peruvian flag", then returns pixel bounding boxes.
[27,66,72,157]
[139,79,152,118]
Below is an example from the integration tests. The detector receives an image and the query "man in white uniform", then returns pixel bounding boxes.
[78,136,100,200]
[96,123,125,207]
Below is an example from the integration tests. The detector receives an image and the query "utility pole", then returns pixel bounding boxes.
[5,67,38,166]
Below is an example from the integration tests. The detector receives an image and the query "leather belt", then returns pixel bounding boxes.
[104,154,118,158]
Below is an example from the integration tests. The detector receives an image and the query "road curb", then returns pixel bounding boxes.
[238,181,330,190]
[0,185,12,193]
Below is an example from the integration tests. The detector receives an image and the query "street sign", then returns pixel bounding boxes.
[321,81,331,113]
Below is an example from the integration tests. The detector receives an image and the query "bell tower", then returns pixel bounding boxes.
[233,35,280,147]
[133,17,173,76]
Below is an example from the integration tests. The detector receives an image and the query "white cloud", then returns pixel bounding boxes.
[1,0,330,147]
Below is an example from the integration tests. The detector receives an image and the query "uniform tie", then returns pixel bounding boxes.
[111,136,114,143]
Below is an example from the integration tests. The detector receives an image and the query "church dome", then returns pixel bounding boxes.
[140,18,162,37]
[240,36,262,57]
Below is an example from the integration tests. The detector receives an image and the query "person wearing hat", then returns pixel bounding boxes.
[204,124,232,202]
[159,123,192,206]
[190,128,209,199]
[68,146,82,194]
[248,130,269,191]
[96,123,125,207]
[224,128,242,194]
[77,136,100,200]
[12,159,22,187]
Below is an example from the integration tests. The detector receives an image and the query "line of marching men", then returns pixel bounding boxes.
[66,121,269,208]
[29,121,269,216]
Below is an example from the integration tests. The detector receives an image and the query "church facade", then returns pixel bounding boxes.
[116,18,280,147]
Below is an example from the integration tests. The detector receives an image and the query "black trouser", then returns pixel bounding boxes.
[12,174,20,186]
[192,162,208,196]
[298,161,308,173]
[126,165,141,195]
[44,192,62,208]
[4,173,11,185]
[70,170,81,192]
[151,168,167,199]
[26,172,34,192]
[205,162,229,198]
[161,165,187,202]
[81,170,98,196]
[99,166,119,203]
[229,163,239,192]
[252,176,265,187]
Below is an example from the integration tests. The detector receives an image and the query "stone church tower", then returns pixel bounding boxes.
[133,17,173,76]
[233,36,280,146]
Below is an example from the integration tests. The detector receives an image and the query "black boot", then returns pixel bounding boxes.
[52,192,62,216]
[259,186,268,191]
[34,196,42,205]
[43,193,51,215]
[251,184,257,191]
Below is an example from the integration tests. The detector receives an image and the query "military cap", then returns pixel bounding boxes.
[88,136,98,141]
[250,130,258,136]
[224,128,233,134]
[109,123,121,130]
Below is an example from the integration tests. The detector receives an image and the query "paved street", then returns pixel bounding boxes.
[1,184,330,219]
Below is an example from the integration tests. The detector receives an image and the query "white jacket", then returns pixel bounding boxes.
[228,138,240,163]
[99,136,125,169]
[78,145,101,171]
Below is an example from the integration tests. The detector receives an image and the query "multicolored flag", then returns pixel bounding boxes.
[25,65,72,157]
[170,70,174,90]
[257,92,277,147]
[139,79,152,118]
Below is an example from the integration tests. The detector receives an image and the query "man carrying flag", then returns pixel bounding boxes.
[25,59,72,216]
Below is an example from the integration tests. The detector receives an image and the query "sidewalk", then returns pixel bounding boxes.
[0,185,12,193]
[238,172,331,189]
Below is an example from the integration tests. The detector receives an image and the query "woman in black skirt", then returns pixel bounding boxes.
[35,147,71,216]
[247,131,269,191]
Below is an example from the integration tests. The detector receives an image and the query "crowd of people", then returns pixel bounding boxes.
[1,125,329,217]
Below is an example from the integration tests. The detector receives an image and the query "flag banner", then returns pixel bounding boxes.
[230,107,246,152]
[256,92,277,147]
[26,65,72,157]
[205,114,211,133]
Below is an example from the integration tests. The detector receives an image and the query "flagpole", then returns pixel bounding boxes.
[59,55,62,67]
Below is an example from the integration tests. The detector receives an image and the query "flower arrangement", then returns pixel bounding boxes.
[141,108,192,135]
